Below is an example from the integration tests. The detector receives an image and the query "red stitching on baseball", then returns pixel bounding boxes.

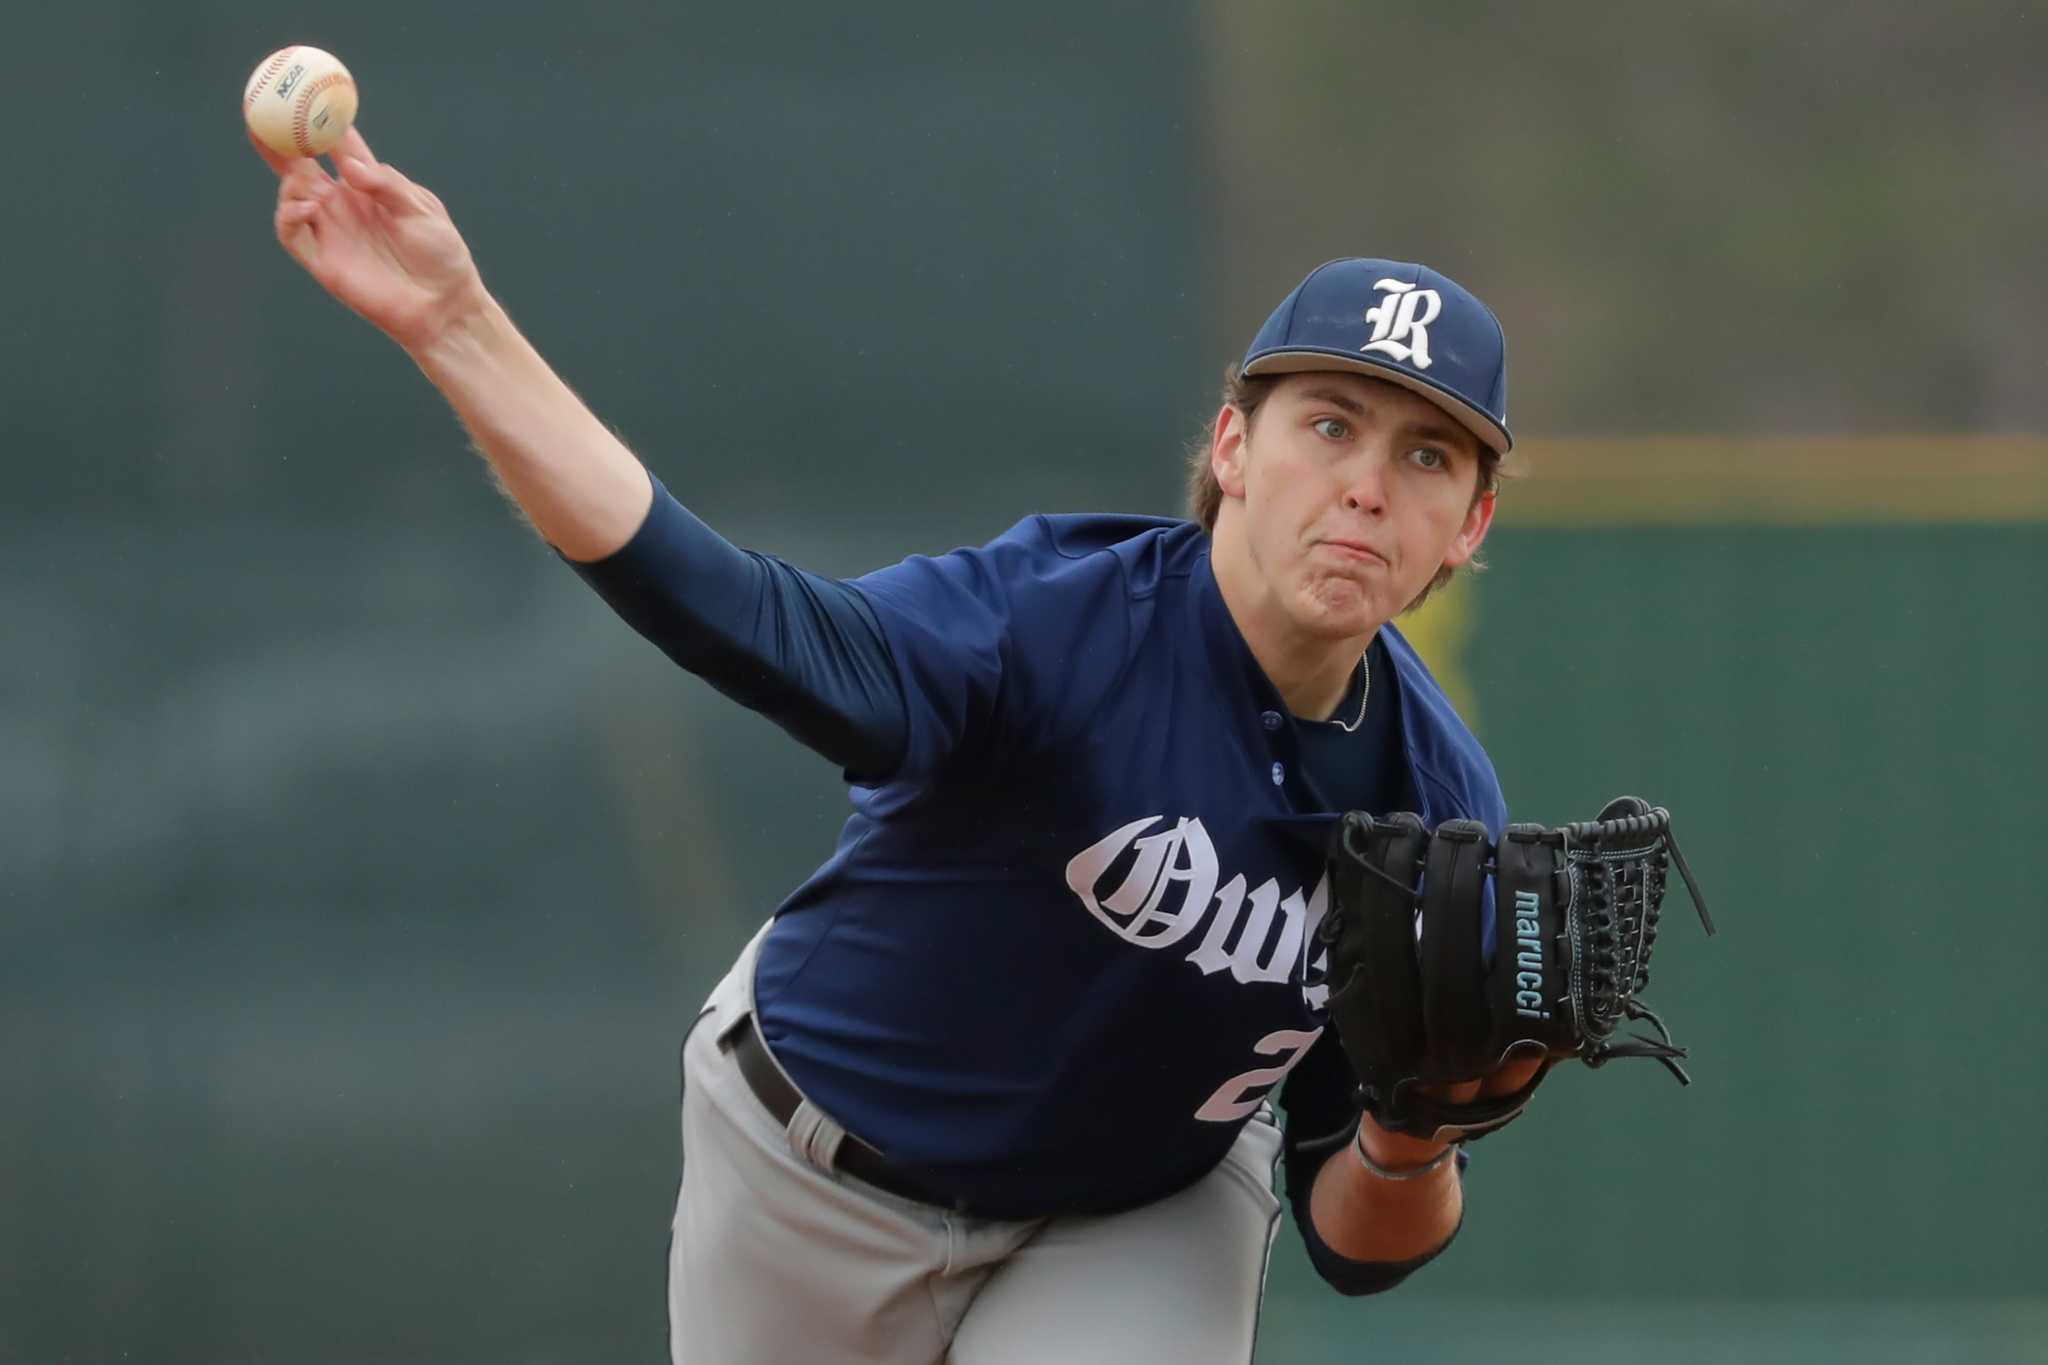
[291,72,351,155]
[244,49,295,113]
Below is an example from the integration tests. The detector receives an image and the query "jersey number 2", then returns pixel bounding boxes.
[1193,1028,1322,1122]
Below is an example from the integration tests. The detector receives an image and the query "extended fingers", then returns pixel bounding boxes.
[335,150,429,214]
[339,125,378,164]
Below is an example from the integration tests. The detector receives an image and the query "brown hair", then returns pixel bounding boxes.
[1184,366,1503,611]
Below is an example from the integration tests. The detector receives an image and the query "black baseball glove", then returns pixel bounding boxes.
[1318,797,1715,1144]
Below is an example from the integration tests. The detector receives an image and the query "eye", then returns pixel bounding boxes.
[1409,446,1449,471]
[1312,416,1350,441]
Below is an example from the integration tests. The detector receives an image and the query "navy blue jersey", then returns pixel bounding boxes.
[757,510,1506,1217]
[575,479,1507,1221]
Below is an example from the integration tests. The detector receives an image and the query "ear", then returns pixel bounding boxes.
[1439,489,1496,570]
[1211,404,1251,500]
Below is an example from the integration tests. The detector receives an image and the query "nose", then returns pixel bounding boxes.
[1341,455,1390,517]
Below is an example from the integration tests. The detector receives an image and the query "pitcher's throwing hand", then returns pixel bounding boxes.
[251,124,484,352]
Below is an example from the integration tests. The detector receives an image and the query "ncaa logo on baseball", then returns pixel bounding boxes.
[1361,278,1442,369]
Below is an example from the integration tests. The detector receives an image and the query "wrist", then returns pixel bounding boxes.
[1354,1114,1454,1179]
[404,282,503,373]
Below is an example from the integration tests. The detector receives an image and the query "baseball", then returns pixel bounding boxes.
[243,46,357,158]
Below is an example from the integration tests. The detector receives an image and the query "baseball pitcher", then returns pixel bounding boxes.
[254,124,1709,1365]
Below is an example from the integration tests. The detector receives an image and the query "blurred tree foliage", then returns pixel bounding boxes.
[1203,0,2048,438]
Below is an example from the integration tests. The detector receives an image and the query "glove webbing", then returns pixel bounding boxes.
[1562,807,1715,1082]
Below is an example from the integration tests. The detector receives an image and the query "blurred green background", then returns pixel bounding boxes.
[5,2,2045,1361]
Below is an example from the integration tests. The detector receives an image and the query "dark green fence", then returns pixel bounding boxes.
[1266,518,2048,1359]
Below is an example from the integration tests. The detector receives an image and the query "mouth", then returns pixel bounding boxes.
[1316,538,1389,568]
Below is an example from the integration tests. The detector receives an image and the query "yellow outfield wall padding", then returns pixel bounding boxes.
[1392,569,1477,732]
[1501,438,2048,524]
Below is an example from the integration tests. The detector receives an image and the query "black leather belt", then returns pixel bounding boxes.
[723,1011,938,1207]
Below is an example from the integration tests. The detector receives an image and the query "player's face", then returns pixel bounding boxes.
[1210,372,1495,638]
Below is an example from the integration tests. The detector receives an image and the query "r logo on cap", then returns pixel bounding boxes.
[1361,280,1443,371]
[1239,258,1512,454]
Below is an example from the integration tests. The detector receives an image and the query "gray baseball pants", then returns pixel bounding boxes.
[667,922,1286,1364]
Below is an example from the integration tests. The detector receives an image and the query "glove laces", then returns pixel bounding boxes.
[1565,804,1714,1085]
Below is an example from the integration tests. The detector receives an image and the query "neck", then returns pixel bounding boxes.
[1210,522,1380,722]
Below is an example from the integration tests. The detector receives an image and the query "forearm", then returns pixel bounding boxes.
[408,292,653,563]
[1307,1118,1462,1264]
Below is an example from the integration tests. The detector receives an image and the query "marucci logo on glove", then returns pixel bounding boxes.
[1512,889,1550,1020]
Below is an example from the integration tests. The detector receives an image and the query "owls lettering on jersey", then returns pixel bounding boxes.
[1065,814,1331,1006]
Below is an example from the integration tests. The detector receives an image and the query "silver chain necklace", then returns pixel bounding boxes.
[1311,650,1371,733]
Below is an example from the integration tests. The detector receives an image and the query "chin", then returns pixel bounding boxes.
[1294,579,1383,638]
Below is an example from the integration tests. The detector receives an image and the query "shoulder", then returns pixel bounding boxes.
[990,513,1204,589]
[855,513,1204,608]
[839,515,1207,777]
[1379,623,1509,832]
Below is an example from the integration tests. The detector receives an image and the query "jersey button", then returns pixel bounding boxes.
[1260,710,1283,732]
[1271,761,1285,785]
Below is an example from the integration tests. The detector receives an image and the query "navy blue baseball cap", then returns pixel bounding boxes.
[1240,258,1512,454]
